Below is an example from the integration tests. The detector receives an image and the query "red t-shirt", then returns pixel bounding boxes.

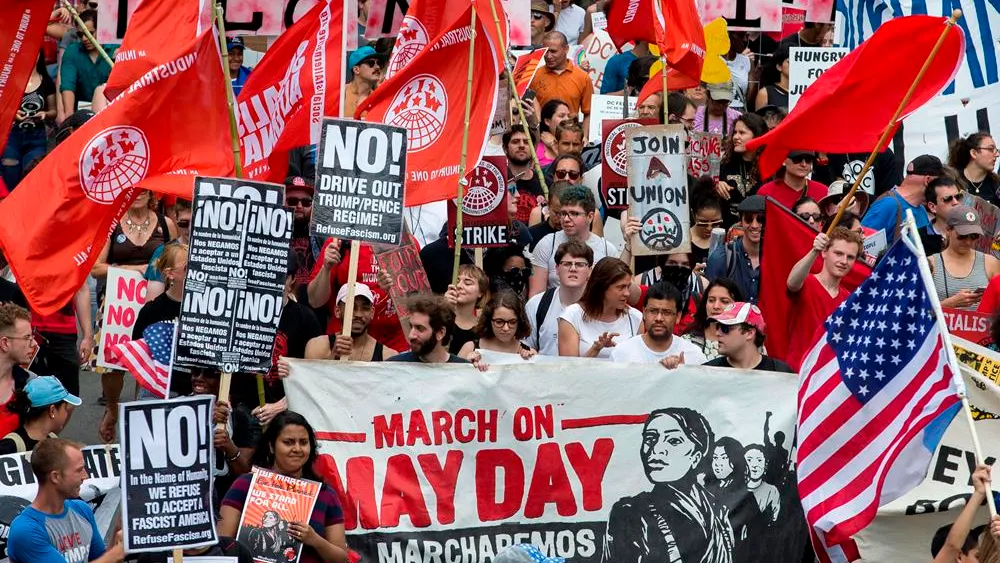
[0,399,16,437]
[787,275,850,370]
[309,241,407,352]
[757,178,828,210]
[978,275,1000,315]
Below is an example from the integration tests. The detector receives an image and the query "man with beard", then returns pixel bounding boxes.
[610,282,707,366]
[344,46,383,118]
[707,195,765,303]
[505,125,544,224]
[285,176,318,288]
[386,294,469,363]
[304,284,396,361]
[785,227,862,369]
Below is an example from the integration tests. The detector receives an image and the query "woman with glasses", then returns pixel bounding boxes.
[558,257,643,358]
[931,205,1000,311]
[462,292,537,362]
[715,114,768,226]
[949,132,1000,206]
[792,197,823,230]
[690,190,725,266]
[537,99,571,166]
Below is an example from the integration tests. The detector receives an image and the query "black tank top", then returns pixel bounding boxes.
[327,335,384,361]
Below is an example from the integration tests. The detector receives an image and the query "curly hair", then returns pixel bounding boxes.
[475,291,531,341]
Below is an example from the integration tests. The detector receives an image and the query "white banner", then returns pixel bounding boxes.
[588,96,637,144]
[788,47,849,111]
[285,359,809,562]
[97,267,148,370]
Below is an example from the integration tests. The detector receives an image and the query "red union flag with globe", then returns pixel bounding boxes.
[461,158,506,216]
[78,126,150,204]
[385,17,429,79]
[602,119,654,211]
[448,156,511,248]
[384,75,448,152]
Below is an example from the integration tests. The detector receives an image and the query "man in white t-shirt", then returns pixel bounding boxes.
[529,185,619,296]
[551,0,586,44]
[610,282,707,366]
[525,241,593,355]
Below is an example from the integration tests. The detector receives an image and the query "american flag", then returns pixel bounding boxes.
[796,239,963,562]
[111,321,174,399]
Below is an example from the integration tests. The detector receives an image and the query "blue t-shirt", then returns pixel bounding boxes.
[600,51,636,94]
[8,500,106,563]
[231,66,252,97]
[861,189,929,244]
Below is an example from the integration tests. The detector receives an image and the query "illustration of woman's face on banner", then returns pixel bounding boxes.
[641,412,705,483]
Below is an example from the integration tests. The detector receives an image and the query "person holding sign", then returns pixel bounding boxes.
[0,376,80,455]
[7,438,124,563]
[303,284,397,361]
[220,412,349,563]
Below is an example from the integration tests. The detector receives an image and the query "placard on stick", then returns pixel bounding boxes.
[176,177,291,374]
[375,242,431,319]
[119,396,217,553]
[97,267,148,369]
[687,131,724,181]
[602,119,656,210]
[626,125,691,256]
[788,47,849,110]
[447,156,513,248]
[237,467,321,563]
[312,118,407,246]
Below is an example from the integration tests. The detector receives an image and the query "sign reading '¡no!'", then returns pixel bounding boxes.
[626,125,691,256]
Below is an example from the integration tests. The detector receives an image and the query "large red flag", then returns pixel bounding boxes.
[103,0,213,99]
[636,67,700,106]
[745,15,964,178]
[0,32,233,315]
[356,0,503,207]
[0,0,52,196]
[236,0,346,183]
[757,199,871,365]
[606,0,705,82]
[383,0,470,79]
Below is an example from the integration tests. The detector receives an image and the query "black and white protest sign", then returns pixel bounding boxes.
[788,47,849,109]
[312,119,406,246]
[120,396,217,553]
[176,177,292,374]
[626,125,691,256]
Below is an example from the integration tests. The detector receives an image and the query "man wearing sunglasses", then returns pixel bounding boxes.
[344,46,384,118]
[702,302,792,372]
[919,176,963,256]
[757,150,828,210]
[706,195,765,303]
[861,154,944,244]
[285,176,318,288]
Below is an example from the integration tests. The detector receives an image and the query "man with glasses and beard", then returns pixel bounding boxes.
[756,150,828,209]
[284,176,318,289]
[505,125,545,224]
[610,282,707,366]
[386,294,470,363]
[707,196,765,303]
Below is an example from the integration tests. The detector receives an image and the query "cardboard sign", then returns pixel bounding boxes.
[312,119,407,246]
[588,95,637,144]
[942,308,993,347]
[97,267,148,370]
[626,125,691,256]
[602,119,656,210]
[491,81,512,136]
[237,468,321,563]
[375,242,430,319]
[700,0,783,31]
[176,178,291,374]
[963,194,1000,259]
[573,28,618,91]
[284,359,810,562]
[446,156,513,248]
[686,130,724,180]
[120,396,217,553]
[863,228,887,259]
[788,47,849,110]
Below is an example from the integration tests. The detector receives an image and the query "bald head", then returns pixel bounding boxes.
[542,31,568,47]
[542,32,569,70]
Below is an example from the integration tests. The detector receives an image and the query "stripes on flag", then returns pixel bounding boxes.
[110,321,175,399]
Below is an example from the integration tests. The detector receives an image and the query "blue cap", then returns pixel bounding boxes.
[348,46,381,70]
[227,36,245,51]
[26,376,82,408]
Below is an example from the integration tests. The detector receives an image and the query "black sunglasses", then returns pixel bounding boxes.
[360,59,380,68]
[741,213,765,225]
[790,155,815,164]
[555,169,581,180]
[176,220,190,228]
[287,197,312,207]
[939,192,963,204]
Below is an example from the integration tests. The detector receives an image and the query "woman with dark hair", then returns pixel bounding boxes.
[792,197,822,230]
[603,407,734,563]
[537,99,571,166]
[463,291,537,362]
[0,376,79,455]
[715,114,768,226]
[558,257,643,358]
[705,436,760,561]
[2,52,56,189]
[683,278,744,360]
[948,132,999,205]
[219,411,349,563]
[247,510,291,561]
[753,47,790,112]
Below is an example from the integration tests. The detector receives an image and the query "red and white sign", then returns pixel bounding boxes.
[700,0,783,31]
[447,156,512,248]
[943,307,993,347]
[687,130,724,180]
[601,119,654,210]
[97,267,148,370]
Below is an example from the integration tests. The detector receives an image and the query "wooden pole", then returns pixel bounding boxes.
[660,56,668,125]
[452,2,479,286]
[61,0,115,67]
[173,549,184,563]
[215,374,232,431]
[215,4,244,177]
[825,10,961,235]
[338,241,362,361]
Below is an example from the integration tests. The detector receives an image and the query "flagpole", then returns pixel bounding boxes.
[487,2,550,199]
[452,2,479,285]
[901,209,997,517]
[825,10,961,235]
[660,56,668,124]
[60,0,115,67]
[215,4,244,178]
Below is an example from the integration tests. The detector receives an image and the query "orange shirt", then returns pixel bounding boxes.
[530,64,594,117]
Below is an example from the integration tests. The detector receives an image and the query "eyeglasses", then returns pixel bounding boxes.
[491,318,519,329]
[558,260,590,270]
[680,117,696,127]
[797,212,822,222]
[939,192,963,204]
[287,197,312,207]
[555,169,581,181]
[695,219,723,228]
[2,333,34,343]
[958,233,982,241]
[531,12,545,20]
[557,210,586,219]
[645,308,677,318]
[975,146,999,154]
[741,213,765,226]
[789,155,815,164]
[176,220,190,228]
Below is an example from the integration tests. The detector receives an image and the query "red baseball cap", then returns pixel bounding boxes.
[284,175,314,195]
[709,302,766,333]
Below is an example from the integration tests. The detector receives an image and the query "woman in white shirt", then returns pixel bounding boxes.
[558,257,643,358]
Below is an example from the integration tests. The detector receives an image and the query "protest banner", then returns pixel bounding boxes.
[375,241,430,319]
[588,95,637,144]
[626,125,691,256]
[237,467,321,563]
[857,336,1000,561]
[574,29,618,91]
[601,119,656,210]
[284,359,809,562]
[687,130,724,180]
[97,267,148,370]
[788,46,849,110]
[863,229,887,260]
[447,157,513,248]
[0,445,121,557]
[176,177,292,374]
[120,396,217,553]
[699,0,783,31]
[312,119,406,247]
[943,308,993,347]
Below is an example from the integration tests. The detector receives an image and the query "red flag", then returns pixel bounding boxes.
[512,48,546,98]
[636,67,700,106]
[606,0,705,82]
[356,0,503,207]
[757,199,871,364]
[0,32,233,315]
[0,0,52,196]
[236,0,346,183]
[745,15,964,178]
[103,0,213,99]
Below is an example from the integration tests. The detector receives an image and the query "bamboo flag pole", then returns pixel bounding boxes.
[660,57,669,124]
[60,0,115,67]
[825,10,961,235]
[452,1,479,286]
[486,3,549,199]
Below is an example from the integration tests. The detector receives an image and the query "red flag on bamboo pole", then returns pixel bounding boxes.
[0,0,52,196]
[356,0,504,207]
[605,0,706,82]
[0,31,233,315]
[382,0,475,79]
[745,15,964,178]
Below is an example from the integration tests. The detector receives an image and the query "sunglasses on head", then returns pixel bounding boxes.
[287,197,312,207]
[790,155,815,164]
[555,169,581,180]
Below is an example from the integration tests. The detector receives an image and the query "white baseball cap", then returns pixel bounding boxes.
[336,283,376,305]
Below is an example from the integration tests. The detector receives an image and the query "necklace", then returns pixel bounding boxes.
[968,176,986,194]
[124,211,151,234]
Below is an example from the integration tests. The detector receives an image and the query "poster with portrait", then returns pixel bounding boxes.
[237,468,322,563]
[285,359,809,562]
[626,125,691,256]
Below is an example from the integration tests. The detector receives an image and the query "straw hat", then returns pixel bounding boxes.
[820,180,870,217]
